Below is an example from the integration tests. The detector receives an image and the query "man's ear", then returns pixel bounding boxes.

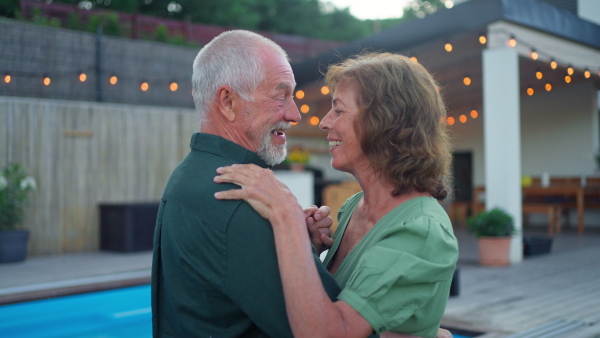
[217,86,237,122]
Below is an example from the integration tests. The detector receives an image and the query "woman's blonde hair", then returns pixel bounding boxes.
[325,52,452,200]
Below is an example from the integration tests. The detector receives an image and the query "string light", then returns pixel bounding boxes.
[444,42,453,52]
[470,110,478,119]
[300,104,309,113]
[447,116,455,125]
[530,49,538,60]
[4,31,598,103]
[309,116,319,126]
[479,34,486,45]
[463,75,471,86]
[459,114,467,123]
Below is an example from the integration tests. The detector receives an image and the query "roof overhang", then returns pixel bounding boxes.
[288,0,600,137]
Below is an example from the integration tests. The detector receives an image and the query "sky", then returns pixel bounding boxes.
[327,0,466,20]
[327,0,412,20]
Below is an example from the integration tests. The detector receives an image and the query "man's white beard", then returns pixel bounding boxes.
[257,125,288,166]
[257,131,287,166]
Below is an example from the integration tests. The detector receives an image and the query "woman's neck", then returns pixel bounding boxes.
[353,168,432,224]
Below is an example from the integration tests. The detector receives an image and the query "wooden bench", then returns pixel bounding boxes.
[522,203,562,235]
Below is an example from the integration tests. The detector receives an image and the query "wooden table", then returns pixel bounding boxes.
[522,185,585,234]
[473,185,587,234]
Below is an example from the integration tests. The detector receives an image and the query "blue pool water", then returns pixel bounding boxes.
[0,285,151,338]
[0,284,474,338]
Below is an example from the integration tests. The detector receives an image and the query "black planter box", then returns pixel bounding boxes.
[99,203,159,252]
[523,235,553,256]
[0,230,29,263]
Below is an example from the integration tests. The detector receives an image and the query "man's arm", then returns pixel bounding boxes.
[224,202,341,337]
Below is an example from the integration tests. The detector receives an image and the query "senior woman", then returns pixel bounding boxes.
[215,52,458,338]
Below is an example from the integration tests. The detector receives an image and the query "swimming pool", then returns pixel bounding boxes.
[0,284,474,337]
[0,285,151,338]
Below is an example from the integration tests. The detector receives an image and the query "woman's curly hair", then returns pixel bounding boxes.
[325,52,453,200]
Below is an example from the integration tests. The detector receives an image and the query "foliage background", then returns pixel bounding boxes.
[0,0,449,41]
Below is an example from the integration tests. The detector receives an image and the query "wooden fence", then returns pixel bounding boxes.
[0,97,197,256]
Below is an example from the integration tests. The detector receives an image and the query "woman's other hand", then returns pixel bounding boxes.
[304,205,334,254]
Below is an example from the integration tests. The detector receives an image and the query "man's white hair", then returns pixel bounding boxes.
[192,30,289,127]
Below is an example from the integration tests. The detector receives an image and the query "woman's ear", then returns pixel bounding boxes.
[217,86,237,122]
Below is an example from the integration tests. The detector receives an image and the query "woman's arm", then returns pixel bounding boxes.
[214,164,373,338]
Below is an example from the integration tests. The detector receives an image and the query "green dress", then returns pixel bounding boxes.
[323,192,458,338]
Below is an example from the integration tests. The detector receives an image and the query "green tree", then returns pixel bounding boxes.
[0,0,19,18]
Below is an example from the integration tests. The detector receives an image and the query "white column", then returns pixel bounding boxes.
[482,47,523,264]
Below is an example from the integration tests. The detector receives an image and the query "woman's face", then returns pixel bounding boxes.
[319,83,367,173]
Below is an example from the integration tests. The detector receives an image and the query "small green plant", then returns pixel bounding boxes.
[0,163,37,232]
[155,24,169,42]
[103,13,121,36]
[467,207,515,237]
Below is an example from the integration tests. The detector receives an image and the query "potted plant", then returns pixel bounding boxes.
[285,146,311,171]
[467,207,516,266]
[0,163,36,263]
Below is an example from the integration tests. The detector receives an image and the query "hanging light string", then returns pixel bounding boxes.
[1,66,190,93]
[3,29,599,127]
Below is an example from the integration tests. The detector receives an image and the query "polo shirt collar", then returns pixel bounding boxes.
[190,132,270,168]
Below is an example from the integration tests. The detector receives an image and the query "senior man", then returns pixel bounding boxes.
[151,30,339,337]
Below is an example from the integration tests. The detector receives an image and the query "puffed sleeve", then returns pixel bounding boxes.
[337,215,457,336]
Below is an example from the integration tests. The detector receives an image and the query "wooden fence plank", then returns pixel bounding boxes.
[1,97,197,255]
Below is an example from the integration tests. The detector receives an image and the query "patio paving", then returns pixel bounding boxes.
[0,226,599,337]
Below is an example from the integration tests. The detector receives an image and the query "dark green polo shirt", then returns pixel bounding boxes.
[152,133,341,337]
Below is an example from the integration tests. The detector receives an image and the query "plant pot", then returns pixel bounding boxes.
[477,236,511,266]
[0,230,30,263]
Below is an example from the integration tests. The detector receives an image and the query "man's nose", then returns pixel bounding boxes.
[286,100,301,123]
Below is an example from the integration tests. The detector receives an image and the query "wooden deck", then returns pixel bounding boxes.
[444,227,600,337]
[0,227,599,337]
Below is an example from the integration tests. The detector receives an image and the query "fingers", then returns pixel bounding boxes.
[214,188,245,200]
[303,205,319,219]
[320,233,334,249]
[313,205,331,222]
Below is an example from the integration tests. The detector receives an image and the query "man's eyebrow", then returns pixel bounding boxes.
[276,82,295,91]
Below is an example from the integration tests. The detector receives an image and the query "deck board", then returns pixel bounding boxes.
[444,228,600,337]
